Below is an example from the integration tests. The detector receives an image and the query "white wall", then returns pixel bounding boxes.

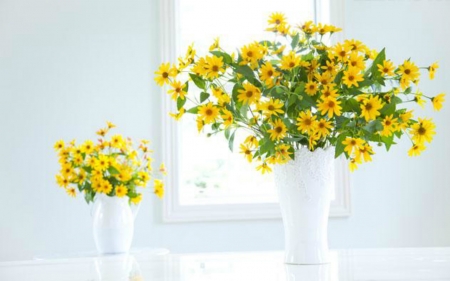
[0,0,449,262]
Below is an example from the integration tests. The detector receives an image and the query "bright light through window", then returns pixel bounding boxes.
[177,1,317,205]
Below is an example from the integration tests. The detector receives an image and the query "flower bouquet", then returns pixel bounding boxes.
[54,122,166,254]
[154,12,444,264]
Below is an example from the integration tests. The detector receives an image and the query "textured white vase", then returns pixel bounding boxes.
[274,147,334,265]
[92,194,138,255]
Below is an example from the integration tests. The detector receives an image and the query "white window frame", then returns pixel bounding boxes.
[159,0,349,223]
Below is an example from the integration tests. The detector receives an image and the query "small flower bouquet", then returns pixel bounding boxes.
[54,122,166,203]
[154,12,445,172]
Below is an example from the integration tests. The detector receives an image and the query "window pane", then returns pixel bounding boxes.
[177,0,316,205]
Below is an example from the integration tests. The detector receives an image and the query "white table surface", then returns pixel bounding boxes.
[1,248,450,280]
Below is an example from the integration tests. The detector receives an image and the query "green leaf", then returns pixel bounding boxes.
[259,137,275,155]
[228,130,236,152]
[200,92,210,103]
[189,73,206,90]
[108,166,120,175]
[224,127,231,139]
[210,51,232,64]
[363,120,383,134]
[232,84,241,103]
[84,190,94,204]
[291,33,300,50]
[380,102,396,116]
[187,106,200,114]
[335,133,350,158]
[235,65,256,81]
[177,96,186,110]
[382,135,395,151]
[369,48,386,78]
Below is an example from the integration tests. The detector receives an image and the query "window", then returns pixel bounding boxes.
[159,0,349,222]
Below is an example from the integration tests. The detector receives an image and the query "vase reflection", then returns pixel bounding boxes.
[285,252,339,281]
[94,254,142,281]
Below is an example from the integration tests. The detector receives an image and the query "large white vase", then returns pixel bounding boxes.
[92,194,138,255]
[274,147,334,265]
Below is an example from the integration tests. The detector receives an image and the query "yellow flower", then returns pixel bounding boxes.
[308,133,321,150]
[321,85,339,99]
[65,187,76,198]
[73,170,87,184]
[275,144,292,164]
[154,63,176,86]
[96,128,108,137]
[280,51,300,70]
[212,87,231,106]
[432,93,445,111]
[316,119,333,138]
[61,163,74,177]
[261,98,284,117]
[205,55,225,79]
[268,119,287,141]
[191,57,208,77]
[116,168,132,182]
[138,171,151,184]
[196,117,204,132]
[256,162,272,174]
[408,143,426,157]
[300,20,317,35]
[428,62,439,80]
[221,109,234,128]
[305,81,319,96]
[209,37,220,51]
[355,143,374,163]
[237,82,261,105]
[380,115,399,137]
[115,184,128,198]
[239,144,253,162]
[244,135,259,148]
[54,140,65,151]
[342,137,364,154]
[56,174,70,188]
[377,60,395,76]
[106,121,116,129]
[349,158,358,172]
[331,43,351,62]
[167,80,187,100]
[296,110,318,134]
[344,39,366,52]
[397,60,420,82]
[347,52,366,70]
[131,194,142,205]
[410,118,436,144]
[414,93,426,108]
[110,134,125,149]
[342,67,364,88]
[315,72,333,86]
[94,154,110,171]
[169,108,185,121]
[317,97,342,118]
[81,140,95,154]
[73,155,83,165]
[159,163,167,175]
[321,60,338,75]
[259,62,279,87]
[241,43,262,65]
[154,179,164,199]
[360,96,383,121]
[198,102,219,124]
[268,12,286,26]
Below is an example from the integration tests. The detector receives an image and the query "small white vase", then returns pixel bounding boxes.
[92,194,138,255]
[274,147,334,265]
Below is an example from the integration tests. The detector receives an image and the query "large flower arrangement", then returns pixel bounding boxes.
[54,122,166,203]
[154,12,445,172]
